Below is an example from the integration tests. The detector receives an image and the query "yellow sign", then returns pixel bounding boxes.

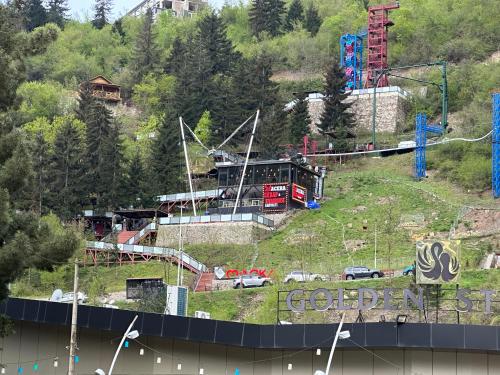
[416,240,461,284]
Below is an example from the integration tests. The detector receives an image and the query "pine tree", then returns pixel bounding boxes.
[126,150,147,208]
[26,0,47,31]
[150,111,181,195]
[249,0,285,37]
[197,11,240,75]
[249,0,266,37]
[46,0,68,28]
[265,0,286,37]
[285,0,304,32]
[257,106,286,159]
[131,8,159,84]
[84,102,113,209]
[318,61,355,152]
[76,80,96,124]
[92,0,112,30]
[98,120,126,210]
[164,37,187,76]
[30,131,50,215]
[304,2,321,36]
[48,119,86,219]
[289,93,310,143]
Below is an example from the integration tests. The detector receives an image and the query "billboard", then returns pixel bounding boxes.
[416,240,461,284]
[263,183,288,212]
[291,183,307,205]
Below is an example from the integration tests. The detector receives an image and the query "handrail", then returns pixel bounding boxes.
[126,222,157,245]
[158,213,274,227]
[156,189,222,203]
[86,241,208,273]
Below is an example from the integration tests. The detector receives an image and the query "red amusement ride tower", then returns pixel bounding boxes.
[364,3,399,88]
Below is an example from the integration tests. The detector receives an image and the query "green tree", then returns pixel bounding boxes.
[126,150,147,208]
[195,110,212,145]
[48,118,87,219]
[150,111,181,195]
[249,0,286,37]
[92,0,113,30]
[84,102,113,209]
[257,106,286,159]
[304,2,321,36]
[75,80,96,124]
[46,0,68,28]
[318,60,355,152]
[130,8,159,84]
[197,11,240,75]
[288,93,310,143]
[98,120,126,210]
[30,132,50,215]
[26,0,47,31]
[17,81,68,120]
[285,0,304,32]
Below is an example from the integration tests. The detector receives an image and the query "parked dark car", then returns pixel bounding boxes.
[343,266,384,280]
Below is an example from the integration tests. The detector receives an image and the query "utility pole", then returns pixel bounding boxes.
[68,259,79,375]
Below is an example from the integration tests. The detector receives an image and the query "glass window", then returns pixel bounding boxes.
[228,167,239,186]
[280,165,289,183]
[219,169,228,186]
[243,166,254,185]
[255,166,266,184]
[267,164,279,183]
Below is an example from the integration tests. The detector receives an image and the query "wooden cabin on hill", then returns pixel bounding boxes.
[88,75,121,103]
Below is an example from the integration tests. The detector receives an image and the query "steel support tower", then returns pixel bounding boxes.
[365,3,399,88]
[415,113,427,180]
[340,34,363,90]
[493,93,500,198]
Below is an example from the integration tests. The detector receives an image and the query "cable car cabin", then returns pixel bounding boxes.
[215,160,325,214]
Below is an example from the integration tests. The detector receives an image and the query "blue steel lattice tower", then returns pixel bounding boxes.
[493,93,500,198]
[415,113,427,180]
[340,34,363,91]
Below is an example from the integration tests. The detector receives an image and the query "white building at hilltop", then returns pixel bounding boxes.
[127,0,208,19]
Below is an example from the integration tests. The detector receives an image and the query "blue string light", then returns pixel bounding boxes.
[17,367,23,374]
[124,340,129,348]
[33,363,39,371]
[75,356,79,364]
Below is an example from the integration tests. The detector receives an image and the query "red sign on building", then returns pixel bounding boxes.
[291,183,307,205]
[263,183,289,212]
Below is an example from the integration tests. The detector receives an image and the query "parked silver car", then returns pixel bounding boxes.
[284,271,326,283]
[233,275,272,289]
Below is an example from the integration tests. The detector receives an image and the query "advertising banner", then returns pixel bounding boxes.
[263,183,288,212]
[416,240,461,284]
[291,183,307,205]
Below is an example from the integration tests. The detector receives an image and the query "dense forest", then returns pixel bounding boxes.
[1,0,499,220]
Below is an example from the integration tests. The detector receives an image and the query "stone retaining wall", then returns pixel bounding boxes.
[307,86,410,134]
[156,222,271,247]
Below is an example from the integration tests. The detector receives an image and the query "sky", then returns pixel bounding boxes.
[68,0,228,20]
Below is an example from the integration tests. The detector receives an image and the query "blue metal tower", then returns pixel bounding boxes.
[340,34,363,91]
[415,113,427,180]
[493,93,500,198]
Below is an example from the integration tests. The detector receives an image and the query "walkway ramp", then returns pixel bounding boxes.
[85,241,208,274]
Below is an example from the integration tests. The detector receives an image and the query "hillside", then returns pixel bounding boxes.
[11,154,500,323]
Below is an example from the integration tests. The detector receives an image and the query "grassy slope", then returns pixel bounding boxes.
[11,153,500,323]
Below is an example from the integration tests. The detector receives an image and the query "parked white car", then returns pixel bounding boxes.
[284,271,327,283]
[233,275,272,289]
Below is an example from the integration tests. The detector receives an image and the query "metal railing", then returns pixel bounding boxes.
[158,213,274,227]
[156,189,222,203]
[86,241,208,273]
[126,223,158,245]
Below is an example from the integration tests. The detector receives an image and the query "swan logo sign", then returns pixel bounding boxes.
[416,240,461,284]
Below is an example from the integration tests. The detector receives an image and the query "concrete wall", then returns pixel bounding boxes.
[1,321,499,375]
[156,222,271,247]
[307,87,410,134]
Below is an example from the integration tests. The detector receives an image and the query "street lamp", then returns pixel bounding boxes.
[314,313,350,375]
[95,315,139,375]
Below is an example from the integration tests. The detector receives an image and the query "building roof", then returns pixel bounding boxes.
[89,75,121,88]
[3,298,500,352]
[216,159,322,177]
